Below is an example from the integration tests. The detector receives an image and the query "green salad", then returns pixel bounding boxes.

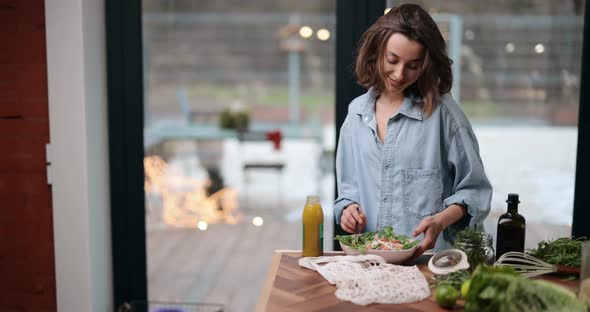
[334,226,420,253]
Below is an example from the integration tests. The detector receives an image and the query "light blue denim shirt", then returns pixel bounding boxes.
[334,88,492,251]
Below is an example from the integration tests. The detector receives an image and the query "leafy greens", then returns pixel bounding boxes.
[464,265,586,312]
[334,226,419,253]
[527,237,585,267]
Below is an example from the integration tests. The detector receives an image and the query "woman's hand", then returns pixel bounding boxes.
[340,203,367,234]
[412,204,466,256]
[412,215,445,256]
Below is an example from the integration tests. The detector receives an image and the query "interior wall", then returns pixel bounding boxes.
[0,1,56,310]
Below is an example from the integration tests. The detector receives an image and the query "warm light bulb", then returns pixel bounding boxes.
[505,42,515,53]
[534,43,545,54]
[252,217,264,227]
[316,29,330,41]
[299,26,313,39]
[198,221,208,231]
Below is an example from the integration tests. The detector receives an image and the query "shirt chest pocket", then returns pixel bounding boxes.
[402,169,443,218]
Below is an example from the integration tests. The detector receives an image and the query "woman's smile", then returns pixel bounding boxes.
[388,76,405,88]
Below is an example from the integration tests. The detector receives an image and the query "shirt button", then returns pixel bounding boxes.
[384,197,388,202]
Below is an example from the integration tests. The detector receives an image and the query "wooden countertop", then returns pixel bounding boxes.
[256,250,579,312]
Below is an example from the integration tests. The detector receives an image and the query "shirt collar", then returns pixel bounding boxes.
[399,93,424,121]
[358,88,424,121]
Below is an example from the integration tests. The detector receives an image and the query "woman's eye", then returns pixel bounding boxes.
[407,63,420,70]
[387,59,397,65]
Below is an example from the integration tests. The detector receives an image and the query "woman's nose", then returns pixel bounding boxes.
[393,66,404,81]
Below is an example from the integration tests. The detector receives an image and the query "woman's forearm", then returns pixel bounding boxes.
[434,204,466,229]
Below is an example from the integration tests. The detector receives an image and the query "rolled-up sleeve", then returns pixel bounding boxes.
[334,120,359,224]
[443,126,492,231]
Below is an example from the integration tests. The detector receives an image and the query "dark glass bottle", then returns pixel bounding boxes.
[496,193,526,261]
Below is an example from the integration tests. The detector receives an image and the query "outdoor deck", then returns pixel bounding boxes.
[147,204,301,311]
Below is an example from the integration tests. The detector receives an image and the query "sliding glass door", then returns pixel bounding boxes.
[141,1,335,310]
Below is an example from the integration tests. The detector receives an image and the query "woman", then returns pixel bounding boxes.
[335,4,492,254]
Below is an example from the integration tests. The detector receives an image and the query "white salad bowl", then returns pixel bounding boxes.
[339,240,419,264]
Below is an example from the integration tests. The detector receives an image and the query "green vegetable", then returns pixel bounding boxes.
[432,269,470,291]
[334,226,419,252]
[435,284,459,308]
[334,230,374,253]
[461,279,471,298]
[465,265,587,312]
[402,241,418,249]
[527,237,584,267]
[454,227,485,244]
[454,228,491,271]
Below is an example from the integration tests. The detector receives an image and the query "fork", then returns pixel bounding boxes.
[354,205,364,234]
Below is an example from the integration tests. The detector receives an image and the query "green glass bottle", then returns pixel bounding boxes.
[496,193,526,260]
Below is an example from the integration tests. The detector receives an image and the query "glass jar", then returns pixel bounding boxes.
[454,232,495,270]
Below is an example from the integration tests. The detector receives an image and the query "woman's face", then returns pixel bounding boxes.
[382,33,425,94]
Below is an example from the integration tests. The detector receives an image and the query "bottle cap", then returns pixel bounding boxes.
[506,193,520,204]
[306,195,320,204]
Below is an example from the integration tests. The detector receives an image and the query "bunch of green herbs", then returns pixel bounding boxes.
[464,265,586,312]
[454,227,490,271]
[431,269,470,291]
[527,237,585,267]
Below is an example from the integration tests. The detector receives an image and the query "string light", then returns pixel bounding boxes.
[299,26,313,39]
[505,42,515,53]
[252,217,264,227]
[317,28,331,41]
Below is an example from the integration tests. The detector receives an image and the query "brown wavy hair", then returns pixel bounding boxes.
[355,4,453,116]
